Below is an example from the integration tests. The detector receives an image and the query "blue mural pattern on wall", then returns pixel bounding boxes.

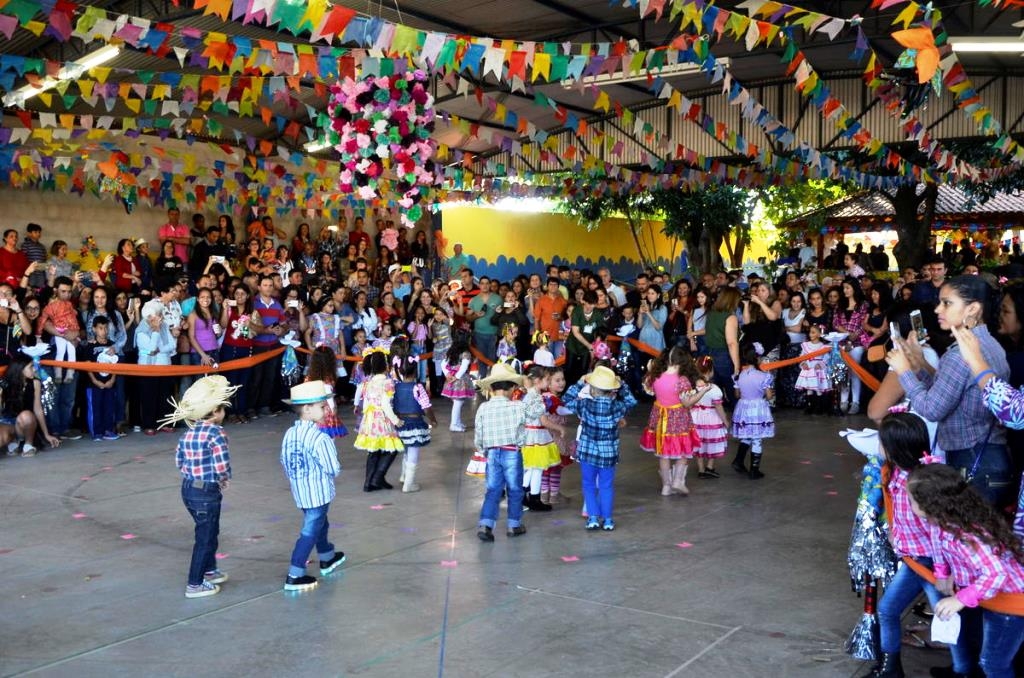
[449,254,684,283]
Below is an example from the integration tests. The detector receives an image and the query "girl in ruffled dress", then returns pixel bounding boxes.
[307,346,348,440]
[520,365,564,512]
[731,344,775,480]
[354,348,404,492]
[496,323,518,363]
[691,356,729,479]
[429,307,452,397]
[794,323,831,415]
[541,366,574,505]
[640,346,710,496]
[393,356,437,493]
[441,336,474,433]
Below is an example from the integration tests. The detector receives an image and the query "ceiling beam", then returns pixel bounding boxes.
[527,0,639,43]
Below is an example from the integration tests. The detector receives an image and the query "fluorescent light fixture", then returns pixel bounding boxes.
[3,44,121,108]
[948,37,1024,53]
[305,139,332,153]
[563,58,730,88]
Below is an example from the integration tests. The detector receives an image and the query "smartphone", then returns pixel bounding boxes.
[327,225,339,232]
[889,321,901,345]
[287,300,299,308]
[227,299,237,307]
[910,309,925,341]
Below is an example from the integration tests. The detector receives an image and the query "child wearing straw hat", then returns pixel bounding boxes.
[474,362,545,542]
[166,375,240,599]
[562,365,637,531]
[280,380,346,592]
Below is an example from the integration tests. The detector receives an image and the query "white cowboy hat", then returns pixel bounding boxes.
[584,365,621,391]
[283,380,333,405]
[474,362,524,390]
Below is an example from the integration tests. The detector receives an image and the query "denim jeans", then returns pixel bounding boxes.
[249,344,282,413]
[549,340,565,361]
[980,610,1024,678]
[579,461,617,520]
[478,448,524,529]
[220,344,251,414]
[946,442,1013,509]
[708,347,735,406]
[85,385,115,437]
[45,373,77,435]
[473,332,497,364]
[181,479,222,586]
[288,503,335,578]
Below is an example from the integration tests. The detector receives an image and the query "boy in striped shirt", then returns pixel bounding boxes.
[280,380,346,591]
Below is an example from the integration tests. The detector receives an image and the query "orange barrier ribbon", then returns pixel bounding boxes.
[18,346,287,377]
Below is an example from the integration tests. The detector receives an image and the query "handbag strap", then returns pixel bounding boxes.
[967,422,996,482]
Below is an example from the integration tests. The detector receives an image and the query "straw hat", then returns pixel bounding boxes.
[159,375,240,428]
[283,380,332,405]
[584,365,621,391]
[474,362,524,391]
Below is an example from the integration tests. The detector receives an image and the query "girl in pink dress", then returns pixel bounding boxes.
[691,356,729,479]
[640,347,711,496]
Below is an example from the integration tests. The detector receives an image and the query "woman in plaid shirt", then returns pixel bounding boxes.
[561,366,637,532]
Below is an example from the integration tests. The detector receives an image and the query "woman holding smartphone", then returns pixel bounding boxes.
[886,275,1012,508]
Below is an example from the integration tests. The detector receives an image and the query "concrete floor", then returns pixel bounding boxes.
[1,403,946,677]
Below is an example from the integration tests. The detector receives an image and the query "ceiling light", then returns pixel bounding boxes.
[563,58,730,88]
[948,37,1024,53]
[3,44,121,108]
[305,139,332,153]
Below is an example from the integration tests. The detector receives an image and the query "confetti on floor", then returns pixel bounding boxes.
[120,533,136,540]
[676,542,693,549]
[215,553,229,560]
[561,556,580,563]
[440,560,457,567]
[72,513,87,519]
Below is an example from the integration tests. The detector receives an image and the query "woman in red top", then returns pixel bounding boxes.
[376,290,403,327]
[219,285,261,423]
[291,222,311,261]
[110,239,141,293]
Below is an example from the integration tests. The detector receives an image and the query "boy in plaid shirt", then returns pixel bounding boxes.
[562,366,637,531]
[168,376,239,599]
[474,363,544,542]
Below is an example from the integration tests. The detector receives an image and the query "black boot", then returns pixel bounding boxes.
[372,452,398,490]
[731,443,749,473]
[748,453,765,480]
[804,394,816,415]
[527,493,552,512]
[364,452,382,492]
[867,652,905,678]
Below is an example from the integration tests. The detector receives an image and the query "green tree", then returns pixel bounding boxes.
[559,192,671,271]
[651,185,750,275]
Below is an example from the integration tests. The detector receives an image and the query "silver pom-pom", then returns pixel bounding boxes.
[39,371,55,416]
[845,610,880,660]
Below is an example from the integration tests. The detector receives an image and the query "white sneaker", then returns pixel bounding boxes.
[848,402,860,415]
[185,581,220,598]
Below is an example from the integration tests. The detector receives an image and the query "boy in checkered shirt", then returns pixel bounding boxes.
[167,376,239,599]
[473,363,544,542]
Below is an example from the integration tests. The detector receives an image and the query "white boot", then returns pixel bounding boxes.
[402,462,420,493]
[672,464,690,495]
[660,467,672,496]
[399,457,407,483]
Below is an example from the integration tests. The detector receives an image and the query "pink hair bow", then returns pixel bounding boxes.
[888,404,909,414]
[920,454,942,465]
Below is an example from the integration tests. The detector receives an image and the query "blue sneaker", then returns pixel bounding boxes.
[602,519,615,531]
[102,431,120,441]
[585,517,600,530]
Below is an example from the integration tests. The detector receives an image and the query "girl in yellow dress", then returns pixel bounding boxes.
[354,347,404,492]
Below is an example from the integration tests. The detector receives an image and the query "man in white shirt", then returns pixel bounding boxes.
[598,268,626,308]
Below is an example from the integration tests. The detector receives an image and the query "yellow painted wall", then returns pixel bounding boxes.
[440,206,684,279]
